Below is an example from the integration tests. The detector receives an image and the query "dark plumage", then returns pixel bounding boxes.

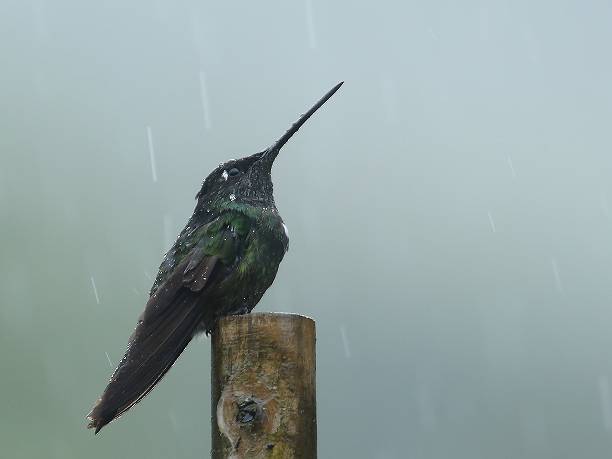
[86,82,343,433]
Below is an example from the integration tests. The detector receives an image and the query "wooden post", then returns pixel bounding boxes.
[211,313,316,458]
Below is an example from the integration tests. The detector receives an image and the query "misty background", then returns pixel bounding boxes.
[2,1,612,458]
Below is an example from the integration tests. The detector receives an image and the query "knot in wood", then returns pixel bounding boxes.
[236,398,261,425]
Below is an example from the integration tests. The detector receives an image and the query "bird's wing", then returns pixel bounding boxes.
[87,213,250,433]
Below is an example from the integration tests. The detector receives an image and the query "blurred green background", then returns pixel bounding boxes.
[2,1,612,457]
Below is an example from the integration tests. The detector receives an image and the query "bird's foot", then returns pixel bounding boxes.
[230,305,251,316]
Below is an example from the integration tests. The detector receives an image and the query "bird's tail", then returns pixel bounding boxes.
[87,289,206,433]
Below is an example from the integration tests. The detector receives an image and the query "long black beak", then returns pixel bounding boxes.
[261,81,343,167]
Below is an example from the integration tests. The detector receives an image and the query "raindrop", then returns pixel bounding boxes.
[551,258,564,294]
[90,276,100,304]
[339,324,351,358]
[199,71,212,130]
[507,155,517,178]
[105,352,114,368]
[304,0,317,49]
[146,126,158,182]
[599,376,612,431]
[487,211,496,233]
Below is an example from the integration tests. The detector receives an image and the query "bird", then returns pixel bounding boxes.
[86,82,343,434]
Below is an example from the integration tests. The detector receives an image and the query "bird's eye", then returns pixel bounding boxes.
[228,168,240,177]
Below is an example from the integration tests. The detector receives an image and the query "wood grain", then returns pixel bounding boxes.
[211,313,316,458]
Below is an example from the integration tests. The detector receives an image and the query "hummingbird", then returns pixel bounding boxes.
[86,82,343,433]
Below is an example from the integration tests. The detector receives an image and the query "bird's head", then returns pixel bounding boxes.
[195,82,343,211]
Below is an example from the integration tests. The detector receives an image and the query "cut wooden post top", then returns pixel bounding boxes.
[217,312,315,332]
